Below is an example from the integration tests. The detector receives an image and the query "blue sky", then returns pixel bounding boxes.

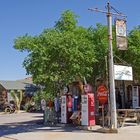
[0,0,140,80]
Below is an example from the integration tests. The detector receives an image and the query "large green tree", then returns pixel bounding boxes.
[14,10,97,96]
[123,26,140,81]
[87,24,108,83]
[14,10,140,98]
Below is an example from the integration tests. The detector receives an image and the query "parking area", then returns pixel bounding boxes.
[0,112,140,140]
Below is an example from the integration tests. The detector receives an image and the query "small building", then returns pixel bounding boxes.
[0,78,38,109]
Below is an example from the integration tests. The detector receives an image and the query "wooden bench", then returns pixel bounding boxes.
[117,109,140,127]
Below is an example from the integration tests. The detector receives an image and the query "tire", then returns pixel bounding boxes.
[5,107,11,113]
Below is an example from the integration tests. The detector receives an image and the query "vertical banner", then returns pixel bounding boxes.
[132,86,139,108]
[61,96,67,123]
[81,95,88,125]
[115,19,127,50]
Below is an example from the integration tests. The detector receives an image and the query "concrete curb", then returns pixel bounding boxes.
[0,112,5,115]
[43,123,117,133]
[0,110,26,115]
[0,136,17,140]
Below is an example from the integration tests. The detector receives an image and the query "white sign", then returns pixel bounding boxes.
[114,65,133,81]
[132,86,139,108]
[84,84,92,93]
[81,95,88,125]
[41,99,46,111]
[61,96,67,123]
[63,86,68,94]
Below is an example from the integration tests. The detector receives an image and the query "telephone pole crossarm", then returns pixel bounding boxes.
[88,8,126,17]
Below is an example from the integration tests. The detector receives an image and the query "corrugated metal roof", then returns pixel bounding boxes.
[0,80,35,90]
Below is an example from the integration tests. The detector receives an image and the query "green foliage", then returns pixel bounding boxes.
[33,90,54,104]
[14,10,97,97]
[55,10,78,31]
[123,26,140,81]
[14,10,140,98]
[87,24,108,81]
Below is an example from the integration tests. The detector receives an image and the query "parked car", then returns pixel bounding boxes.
[4,101,16,113]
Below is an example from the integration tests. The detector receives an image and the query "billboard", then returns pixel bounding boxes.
[114,65,133,81]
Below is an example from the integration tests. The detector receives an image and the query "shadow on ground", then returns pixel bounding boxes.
[0,112,139,137]
[0,119,93,137]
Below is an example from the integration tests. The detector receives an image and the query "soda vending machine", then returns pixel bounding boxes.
[81,93,95,126]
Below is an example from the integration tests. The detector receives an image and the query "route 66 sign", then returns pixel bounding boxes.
[115,19,127,50]
[115,19,126,37]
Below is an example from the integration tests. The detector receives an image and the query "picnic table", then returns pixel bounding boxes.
[117,108,140,127]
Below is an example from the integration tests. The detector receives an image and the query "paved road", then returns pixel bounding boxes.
[0,112,43,136]
[0,112,140,140]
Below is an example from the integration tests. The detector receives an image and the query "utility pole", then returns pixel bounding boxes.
[89,2,126,130]
[106,2,117,129]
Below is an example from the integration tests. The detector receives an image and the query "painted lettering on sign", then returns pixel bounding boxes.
[97,85,108,104]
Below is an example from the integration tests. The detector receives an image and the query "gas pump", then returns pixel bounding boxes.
[61,95,67,123]
[61,94,72,123]
[132,86,140,108]
[81,84,95,126]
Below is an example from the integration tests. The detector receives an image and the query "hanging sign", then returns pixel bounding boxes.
[116,19,127,37]
[115,19,127,50]
[114,65,133,81]
[116,36,127,50]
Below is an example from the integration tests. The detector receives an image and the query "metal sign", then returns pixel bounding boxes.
[84,84,92,93]
[61,96,67,123]
[115,19,127,50]
[116,36,127,50]
[97,85,108,105]
[114,65,133,81]
[41,99,46,111]
[115,19,126,37]
[132,86,139,108]
[63,86,69,94]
